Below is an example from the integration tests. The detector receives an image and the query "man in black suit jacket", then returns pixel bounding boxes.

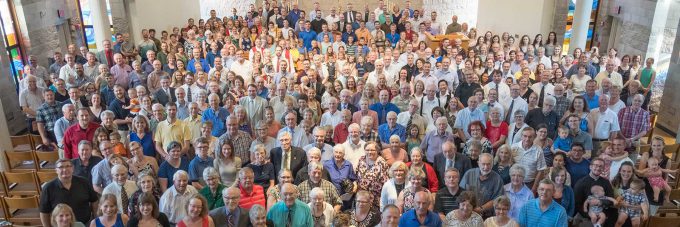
[209,187,251,227]
[270,131,307,182]
[338,89,358,114]
[432,141,472,186]
[153,76,176,106]
[343,3,358,24]
[64,87,90,109]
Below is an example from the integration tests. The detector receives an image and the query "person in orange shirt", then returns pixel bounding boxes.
[109,131,129,158]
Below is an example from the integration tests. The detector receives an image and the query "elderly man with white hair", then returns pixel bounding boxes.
[102,164,138,214]
[297,161,342,212]
[420,117,456,163]
[159,170,198,225]
[54,103,77,150]
[209,186,251,227]
[378,111,406,144]
[454,95,485,139]
[267,183,314,226]
[303,127,334,161]
[342,123,366,168]
[525,96,560,139]
[617,93,651,161]
[320,97,343,127]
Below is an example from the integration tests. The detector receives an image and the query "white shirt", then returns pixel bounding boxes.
[102,180,138,214]
[504,96,529,123]
[530,82,556,99]
[320,110,344,128]
[511,142,547,182]
[419,96,443,123]
[342,139,366,169]
[179,84,205,103]
[589,108,621,139]
[415,73,438,88]
[483,81,512,104]
[229,60,253,85]
[159,185,198,224]
[59,64,78,82]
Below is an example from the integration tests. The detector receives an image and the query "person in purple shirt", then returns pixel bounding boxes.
[420,117,455,163]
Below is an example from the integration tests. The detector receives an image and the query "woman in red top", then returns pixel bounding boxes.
[486,106,509,150]
[405,148,439,193]
[177,194,215,227]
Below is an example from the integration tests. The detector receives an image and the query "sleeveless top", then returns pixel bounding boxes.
[177,216,209,227]
[95,214,124,227]
[130,132,155,157]
[640,68,654,88]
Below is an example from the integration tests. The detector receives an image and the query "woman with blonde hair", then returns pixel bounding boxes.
[493,145,514,184]
[483,196,519,227]
[91,194,128,227]
[51,204,86,227]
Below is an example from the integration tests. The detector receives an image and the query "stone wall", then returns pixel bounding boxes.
[657,19,680,135]
[13,0,73,65]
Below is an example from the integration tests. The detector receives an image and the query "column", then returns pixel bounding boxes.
[569,0,593,52]
[90,0,112,51]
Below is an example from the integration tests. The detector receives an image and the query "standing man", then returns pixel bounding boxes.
[588,95,620,154]
[511,127,547,193]
[398,191,443,226]
[617,94,650,161]
[524,96,559,139]
[459,153,504,217]
[62,108,100,159]
[370,90,401,125]
[267,183,314,226]
[36,89,63,148]
[39,159,99,226]
[240,84,268,124]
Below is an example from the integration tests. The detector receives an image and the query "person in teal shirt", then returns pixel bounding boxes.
[266,183,313,227]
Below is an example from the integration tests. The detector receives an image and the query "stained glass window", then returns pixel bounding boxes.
[0,0,25,89]
[562,0,599,55]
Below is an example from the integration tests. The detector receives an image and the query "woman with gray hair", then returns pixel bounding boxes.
[248,204,267,227]
[308,187,335,227]
[504,164,534,220]
[506,109,529,146]
[198,167,226,210]
[396,168,432,213]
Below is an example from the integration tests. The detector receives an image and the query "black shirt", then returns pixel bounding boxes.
[525,109,559,139]
[127,212,171,227]
[454,82,482,107]
[573,174,617,225]
[72,156,103,182]
[434,188,463,215]
[39,176,99,224]
[108,97,131,131]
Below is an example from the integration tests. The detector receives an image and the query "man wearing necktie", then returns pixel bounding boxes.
[531,72,555,108]
[267,183,313,226]
[209,187,251,227]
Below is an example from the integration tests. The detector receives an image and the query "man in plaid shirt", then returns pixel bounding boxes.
[36,89,63,148]
[617,94,650,162]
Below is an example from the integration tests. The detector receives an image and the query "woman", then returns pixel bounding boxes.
[527,92,539,111]
[213,140,241,187]
[129,115,155,158]
[246,145,275,189]
[266,169,294,211]
[569,65,591,94]
[617,55,633,83]
[464,121,493,155]
[534,124,554,167]
[52,204,86,227]
[264,106,281,138]
[308,187,335,227]
[248,204,267,227]
[89,93,105,123]
[158,141,189,191]
[127,141,159,181]
[548,152,572,186]
[198,167,226,210]
[486,107,508,150]
[356,142,390,205]
[493,145,514,185]
[506,110,529,146]
[138,96,153,119]
[544,32,558,57]
[483,196,519,227]
[406,148,439,192]
[128,173,161,218]
[382,135,408,165]
[324,145,357,206]
[427,107,453,133]
[353,98,379,130]
[380,161,408,211]
[232,106,252,136]
[346,190,381,227]
[518,77,534,100]
[504,165,534,220]
[551,166,575,217]
[127,192,171,227]
[91,194,128,227]
[396,168,431,213]
[559,96,589,131]
[445,191,484,227]
[412,80,425,101]
[177,194,215,227]
[640,136,671,171]
[609,85,626,113]
[638,57,656,95]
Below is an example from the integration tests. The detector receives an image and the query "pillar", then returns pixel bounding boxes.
[569,0,593,52]
[90,0,112,51]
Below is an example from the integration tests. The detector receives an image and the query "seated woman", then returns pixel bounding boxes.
[51,203,86,227]
[483,196,519,227]
[126,192,171,227]
[177,194,215,227]
[248,204,267,227]
[396,168,432,213]
[405,148,439,192]
[445,191,484,226]
[463,121,493,155]
[245,145,275,189]
[345,190,381,227]
[308,187,336,227]
[198,167,226,210]
[127,173,161,218]
[266,169,294,211]
[504,165,535,220]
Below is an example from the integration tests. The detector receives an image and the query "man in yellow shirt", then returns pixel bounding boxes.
[154,103,191,158]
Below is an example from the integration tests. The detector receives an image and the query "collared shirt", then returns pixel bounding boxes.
[175,101,189,120]
[267,200,314,226]
[39,176,99,224]
[110,64,133,90]
[359,130,379,144]
[102,180,138,214]
[54,117,76,146]
[239,95,268,124]
[618,107,651,139]
[159,185,198,224]
[435,69,459,92]
[19,87,44,116]
[525,109,559,139]
[187,58,210,73]
[277,126,309,148]
[505,96,529,123]
[323,159,357,195]
[199,184,226,210]
[419,96,443,123]
[420,130,455,163]
[91,158,113,189]
[202,107,230,137]
[303,143,334,162]
[297,179,342,205]
[569,130,594,151]
[454,107,486,138]
[504,184,535,220]
[223,203,240,224]
[333,123,350,145]
[511,143,547,182]
[36,101,63,132]
[342,139,366,168]
[369,102,401,125]
[396,111,427,138]
[188,156,215,184]
[554,95,571,119]
[154,119,191,153]
[216,130,254,164]
[63,122,101,159]
[72,156,103,181]
[320,110,344,127]
[238,184,266,209]
[518,199,569,227]
[459,168,505,215]
[378,123,406,144]
[184,115,202,140]
[590,108,621,139]
[398,209,443,227]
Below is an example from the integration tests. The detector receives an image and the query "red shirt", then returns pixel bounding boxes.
[238,184,266,209]
[62,122,101,159]
[485,121,509,145]
[333,123,350,144]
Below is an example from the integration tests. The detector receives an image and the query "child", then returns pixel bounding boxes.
[552,126,572,154]
[638,157,677,202]
[584,185,617,227]
[109,132,129,158]
[124,88,141,116]
[405,125,421,155]
[598,142,614,179]
[615,179,649,227]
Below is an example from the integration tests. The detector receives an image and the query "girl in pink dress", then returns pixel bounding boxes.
[638,157,677,202]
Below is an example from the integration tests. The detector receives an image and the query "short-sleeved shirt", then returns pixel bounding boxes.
[518,199,568,227]
[188,156,215,185]
[398,209,442,227]
[39,176,99,224]
[154,119,191,154]
[568,130,593,151]
[19,88,44,116]
[158,157,189,188]
[511,143,547,182]
[434,188,463,216]
[91,158,113,188]
[36,102,63,132]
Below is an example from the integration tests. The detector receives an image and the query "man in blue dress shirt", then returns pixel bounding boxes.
[370,90,400,125]
[398,191,442,227]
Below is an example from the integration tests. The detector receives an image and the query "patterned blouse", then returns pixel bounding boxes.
[445,210,484,227]
[356,156,390,205]
[346,207,381,227]
[402,188,431,212]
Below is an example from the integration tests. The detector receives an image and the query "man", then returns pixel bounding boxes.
[137,29,157,63]
[433,141,471,184]
[140,50,156,75]
[63,108,100,159]
[436,58,459,92]
[96,40,115,67]
[566,114,594,157]
[553,84,571,120]
[460,153,504,217]
[434,168,464,221]
[518,179,569,226]
[188,137,215,189]
[208,56,229,81]
[64,86,89,109]
[154,103,191,158]
[333,110,353,144]
[54,104,76,150]
[235,167,266,209]
[36,89,63,148]
[270,83,297,120]
[28,55,49,82]
[531,71,555,107]
[174,87,189,120]
[102,164,138,213]
[454,95,485,139]
[617,94,650,161]
[358,116,379,143]
[302,127,334,162]
[71,140,102,181]
[82,52,100,79]
[297,161,342,211]
[110,53,132,90]
[525,96,559,139]
[153,76,176,105]
[229,51,253,84]
[445,15,461,34]
[565,143,591,185]
[58,54,78,82]
[216,116,254,164]
[19,75,44,133]
[298,21,317,50]
[505,84,529,123]
[178,74,203,104]
[573,158,617,226]
[277,111,309,147]
[595,59,624,88]
[159,170,198,224]
[267,183,313,226]
[146,60,168,93]
[583,80,600,109]
[381,204,401,227]
[512,127,547,192]
[421,117,455,163]
[454,73,481,107]
[202,93,229,137]
[370,89,401,126]
[240,84,268,124]
[67,64,92,89]
[91,141,116,193]
[39,159,99,226]
[49,52,66,75]
[320,97,343,127]
[588,95,620,154]
[607,137,634,180]
[271,131,307,179]
[187,48,209,73]
[251,122,277,157]
[396,99,427,138]
[398,191,443,227]
[209,187,251,227]
[420,84,443,123]
[378,111,406,144]
[338,89,359,113]
[342,123,366,168]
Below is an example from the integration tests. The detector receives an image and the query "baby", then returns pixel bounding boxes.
[584,185,616,227]
[639,157,677,202]
[552,126,572,154]
[615,179,649,227]
[124,88,141,116]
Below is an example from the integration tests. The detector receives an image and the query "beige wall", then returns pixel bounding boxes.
[477,0,555,37]
[128,0,201,42]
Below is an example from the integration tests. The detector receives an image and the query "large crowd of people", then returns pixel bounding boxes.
[18,0,667,226]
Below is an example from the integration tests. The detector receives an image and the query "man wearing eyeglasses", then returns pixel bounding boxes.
[40,159,99,226]
[210,186,251,227]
